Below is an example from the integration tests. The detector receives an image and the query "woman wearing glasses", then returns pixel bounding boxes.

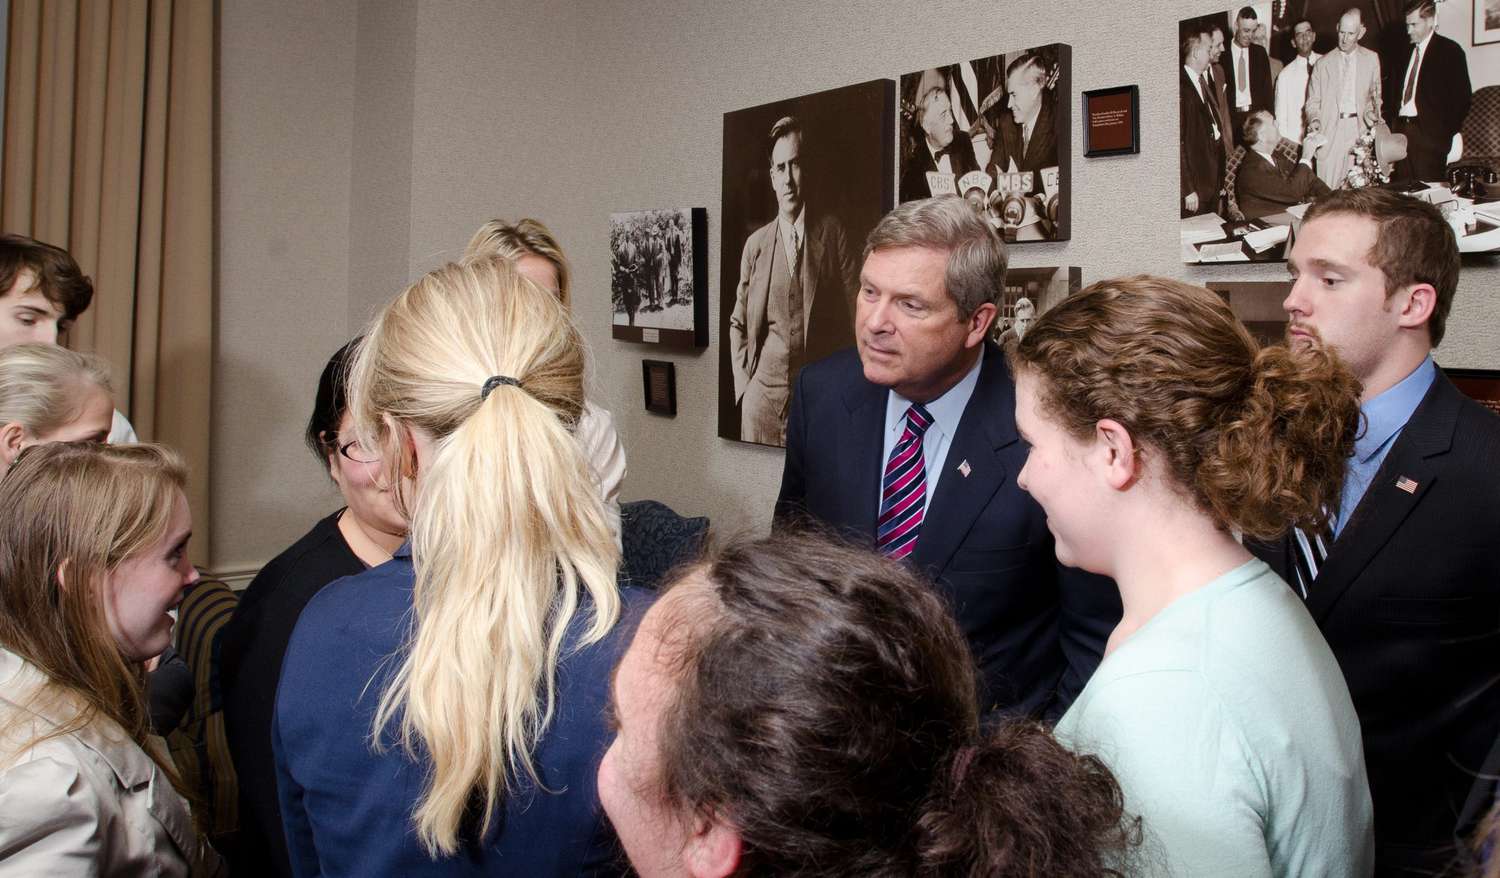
[219,338,406,877]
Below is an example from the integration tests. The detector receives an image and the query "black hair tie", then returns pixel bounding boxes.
[481,375,521,400]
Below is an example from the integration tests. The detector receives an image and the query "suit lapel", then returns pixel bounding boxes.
[1305,373,1460,621]
[912,343,1020,573]
[803,218,823,315]
[841,375,888,541]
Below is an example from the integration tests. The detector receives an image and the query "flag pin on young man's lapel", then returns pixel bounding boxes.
[958,460,972,478]
[1395,475,1418,494]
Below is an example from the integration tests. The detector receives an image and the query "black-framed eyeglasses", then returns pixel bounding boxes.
[322,432,379,465]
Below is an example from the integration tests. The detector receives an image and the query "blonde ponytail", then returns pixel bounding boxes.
[347,257,620,855]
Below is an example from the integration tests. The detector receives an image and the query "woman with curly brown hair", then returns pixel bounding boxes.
[598,531,1140,877]
[1009,275,1373,876]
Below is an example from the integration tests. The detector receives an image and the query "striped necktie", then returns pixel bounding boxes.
[876,404,933,559]
[1291,520,1332,598]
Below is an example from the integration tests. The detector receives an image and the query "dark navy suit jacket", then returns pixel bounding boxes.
[775,342,1120,718]
[273,543,646,877]
[1251,372,1500,873]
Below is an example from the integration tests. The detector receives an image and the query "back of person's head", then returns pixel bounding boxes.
[864,196,1008,321]
[463,218,572,307]
[619,532,1136,877]
[1009,275,1361,541]
[346,255,620,856]
[0,234,94,322]
[1303,187,1460,346]
[0,442,186,764]
[0,344,113,464]
[304,338,360,470]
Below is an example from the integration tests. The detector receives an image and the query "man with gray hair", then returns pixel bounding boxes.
[730,115,859,446]
[1304,7,1384,188]
[776,195,1119,718]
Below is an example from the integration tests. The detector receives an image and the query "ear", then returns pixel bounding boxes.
[1394,282,1437,333]
[685,812,742,878]
[963,302,999,348]
[1093,418,1139,491]
[55,558,72,592]
[0,422,27,467]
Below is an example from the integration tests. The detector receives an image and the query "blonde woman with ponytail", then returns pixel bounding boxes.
[1009,276,1373,876]
[0,442,219,875]
[273,257,643,876]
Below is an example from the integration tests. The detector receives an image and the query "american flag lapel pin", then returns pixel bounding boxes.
[958,460,972,478]
[1395,475,1419,494]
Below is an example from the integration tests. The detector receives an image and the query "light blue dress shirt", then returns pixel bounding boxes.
[880,352,983,511]
[1335,356,1436,535]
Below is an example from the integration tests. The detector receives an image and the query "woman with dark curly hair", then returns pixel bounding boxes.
[1010,275,1374,875]
[598,531,1139,877]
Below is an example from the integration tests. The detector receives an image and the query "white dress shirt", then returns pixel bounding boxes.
[1275,52,1320,142]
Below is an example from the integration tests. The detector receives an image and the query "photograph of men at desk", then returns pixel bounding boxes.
[1179,0,1500,262]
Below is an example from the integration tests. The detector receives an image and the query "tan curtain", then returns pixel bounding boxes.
[3,0,214,565]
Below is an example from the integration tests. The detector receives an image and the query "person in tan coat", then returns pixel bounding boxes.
[0,443,220,875]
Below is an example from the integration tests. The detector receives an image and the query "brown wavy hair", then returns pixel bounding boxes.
[651,531,1140,876]
[1008,275,1361,541]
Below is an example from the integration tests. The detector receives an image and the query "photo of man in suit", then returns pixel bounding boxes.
[1182,26,1227,217]
[899,68,981,204]
[1384,0,1472,184]
[1261,186,1500,874]
[776,196,1120,719]
[729,116,859,447]
[1305,8,1383,188]
[1235,111,1331,218]
[1274,18,1322,144]
[985,52,1059,196]
[1226,6,1276,147]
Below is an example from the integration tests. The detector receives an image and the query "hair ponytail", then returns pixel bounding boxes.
[1201,343,1361,540]
[350,257,620,856]
[915,721,1139,877]
[1011,275,1362,541]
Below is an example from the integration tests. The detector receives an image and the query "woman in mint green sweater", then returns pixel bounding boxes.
[1008,275,1373,877]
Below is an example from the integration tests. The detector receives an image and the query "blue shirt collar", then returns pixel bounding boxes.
[886,351,984,443]
[1356,356,1436,463]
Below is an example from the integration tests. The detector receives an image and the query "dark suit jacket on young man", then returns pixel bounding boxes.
[776,342,1121,719]
[1251,372,1500,874]
[1384,32,1472,182]
[1181,67,1225,217]
[1234,148,1331,219]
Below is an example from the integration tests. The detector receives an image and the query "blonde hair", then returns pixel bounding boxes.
[0,443,188,789]
[346,256,620,855]
[463,217,572,307]
[0,343,112,436]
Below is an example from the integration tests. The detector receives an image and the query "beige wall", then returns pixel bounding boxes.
[213,0,1500,573]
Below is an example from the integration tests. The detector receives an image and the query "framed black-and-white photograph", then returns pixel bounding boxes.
[1474,0,1500,45]
[899,44,1071,243]
[991,266,1081,347]
[1206,280,1291,347]
[1083,85,1140,157]
[717,79,893,448]
[1182,2,1500,262]
[611,208,707,347]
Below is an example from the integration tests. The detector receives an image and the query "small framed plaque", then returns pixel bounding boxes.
[1447,368,1500,417]
[643,359,677,416]
[1082,85,1139,158]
